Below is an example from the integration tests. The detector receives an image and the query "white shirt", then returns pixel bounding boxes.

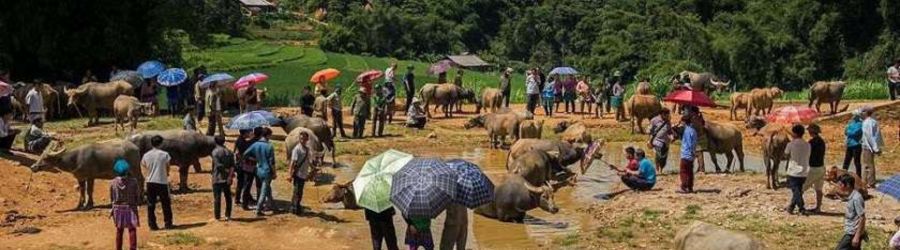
[784,138,810,177]
[142,148,172,184]
[525,75,539,95]
[888,66,900,83]
[25,87,44,114]
[385,67,396,83]
[290,144,311,179]
[861,117,884,152]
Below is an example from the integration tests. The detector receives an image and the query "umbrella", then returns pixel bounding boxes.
[445,159,494,208]
[110,70,144,88]
[199,73,235,88]
[311,68,341,84]
[156,68,187,87]
[353,149,414,212]
[233,73,269,90]
[766,105,819,125]
[549,67,578,75]
[137,60,166,79]
[227,111,273,130]
[876,174,900,201]
[663,90,717,107]
[428,60,454,75]
[246,110,280,125]
[390,158,458,218]
[356,70,383,83]
[0,80,12,96]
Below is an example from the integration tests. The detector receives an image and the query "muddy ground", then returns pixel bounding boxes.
[0,101,898,249]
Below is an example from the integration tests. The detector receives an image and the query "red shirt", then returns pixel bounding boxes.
[626,158,639,171]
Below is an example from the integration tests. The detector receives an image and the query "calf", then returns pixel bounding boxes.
[113,95,154,133]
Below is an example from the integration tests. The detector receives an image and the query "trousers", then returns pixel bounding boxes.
[145,183,173,229]
[212,182,232,219]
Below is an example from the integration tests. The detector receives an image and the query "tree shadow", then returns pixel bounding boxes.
[693,188,722,194]
[169,222,207,230]
[592,189,631,200]
[301,210,349,223]
[810,210,844,217]
[1,151,38,167]
[229,217,266,223]
[172,188,212,195]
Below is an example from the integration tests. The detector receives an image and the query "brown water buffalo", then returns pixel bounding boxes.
[284,127,325,168]
[30,140,144,210]
[474,176,558,223]
[455,87,479,113]
[553,121,592,144]
[509,149,578,187]
[419,83,461,118]
[506,139,586,173]
[824,166,870,200]
[113,95,154,133]
[518,119,544,139]
[730,92,751,121]
[237,87,267,113]
[673,121,746,173]
[746,116,791,189]
[478,88,504,113]
[276,114,336,163]
[626,94,662,134]
[65,81,134,126]
[464,112,522,149]
[808,81,848,115]
[128,130,216,191]
[320,180,361,210]
[749,87,782,116]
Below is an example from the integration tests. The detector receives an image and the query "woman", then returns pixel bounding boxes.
[611,80,625,121]
[576,76,592,114]
[109,158,140,250]
[563,76,577,114]
[406,98,426,129]
[541,76,556,117]
[405,216,433,250]
[843,110,864,175]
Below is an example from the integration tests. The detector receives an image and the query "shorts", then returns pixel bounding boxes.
[610,96,623,108]
[803,167,825,192]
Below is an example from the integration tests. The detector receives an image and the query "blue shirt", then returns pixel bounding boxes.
[845,118,862,148]
[244,140,275,178]
[680,125,697,160]
[638,158,656,184]
[542,81,556,99]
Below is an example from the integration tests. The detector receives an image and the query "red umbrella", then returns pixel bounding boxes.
[356,70,383,82]
[663,90,717,107]
[767,105,819,125]
[233,73,269,89]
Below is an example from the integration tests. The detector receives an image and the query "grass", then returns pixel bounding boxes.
[163,232,205,246]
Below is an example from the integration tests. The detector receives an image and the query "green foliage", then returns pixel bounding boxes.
[164,232,205,246]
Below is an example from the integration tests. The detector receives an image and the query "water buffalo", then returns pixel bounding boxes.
[509,150,577,187]
[464,112,522,149]
[113,95,154,133]
[553,121,592,144]
[474,176,558,223]
[506,139,586,173]
[418,83,460,118]
[808,81,848,115]
[454,87,479,113]
[276,114,336,163]
[30,140,144,210]
[673,121,746,173]
[730,92,751,121]
[676,71,714,93]
[749,87,782,116]
[284,127,325,168]
[478,88,504,113]
[320,180,361,210]
[518,119,544,139]
[13,83,60,120]
[627,94,663,134]
[746,116,790,189]
[65,81,134,126]
[128,130,216,191]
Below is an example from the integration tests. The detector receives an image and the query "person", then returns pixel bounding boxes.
[142,135,173,230]
[313,89,329,120]
[678,114,698,193]
[192,67,208,122]
[553,74,563,113]
[437,71,447,84]
[784,124,810,215]
[141,79,159,114]
[836,174,866,250]
[372,83,387,137]
[210,135,234,221]
[890,216,900,249]
[300,86,315,117]
[109,158,140,250]
[611,78,625,121]
[407,98,427,129]
[804,124,826,212]
[887,59,900,100]
[313,75,329,95]
[591,80,605,118]
[562,76,576,114]
[182,106,197,131]
[440,203,467,250]
[577,76,592,114]
[234,129,259,210]
[242,86,261,112]
[385,63,397,86]
[683,105,709,172]
[859,106,883,188]
[383,78,397,123]
[366,207,399,250]
[541,76,556,117]
[453,69,463,88]
[25,84,44,124]
[351,88,371,139]
[109,65,122,81]
[843,110,864,175]
[244,127,276,216]
[525,70,540,114]
[166,85,180,117]
[609,149,657,191]
[326,86,348,138]
[403,65,416,112]
[82,69,98,84]
[179,68,197,118]
[499,68,512,108]
[648,108,672,172]
[0,69,12,119]
[288,132,311,215]
[405,216,434,250]
[535,68,546,96]
[622,146,639,171]
[0,113,18,155]
[24,119,54,154]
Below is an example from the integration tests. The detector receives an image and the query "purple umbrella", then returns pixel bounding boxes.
[427,60,455,75]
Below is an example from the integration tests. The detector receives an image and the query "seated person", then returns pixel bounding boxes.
[609,149,656,191]
[406,98,426,129]
[24,119,55,154]
[623,146,638,171]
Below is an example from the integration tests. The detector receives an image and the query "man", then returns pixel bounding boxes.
[403,65,416,112]
[351,88,371,139]
[383,78,397,123]
[313,89,329,120]
[499,68,512,108]
[210,135,235,221]
[609,149,657,191]
[860,106,883,188]
[234,129,259,210]
[887,59,900,100]
[648,108,672,172]
[25,84,45,124]
[836,174,866,250]
[142,135,173,230]
[440,203,467,250]
[24,119,54,154]
[300,86,315,117]
[372,83,387,137]
[244,127,276,217]
[385,63,397,86]
[192,67,207,122]
[784,124,810,215]
[804,124,826,212]
[326,87,348,138]
[525,70,540,114]
[166,85,180,117]
[205,84,225,137]
[678,114,698,193]
[611,78,626,121]
[288,132,311,215]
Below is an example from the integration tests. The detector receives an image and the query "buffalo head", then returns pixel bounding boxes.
[138,102,155,116]
[553,120,571,134]
[322,181,352,203]
[63,86,87,107]
[745,115,767,133]
[464,115,485,129]
[525,181,558,214]
[31,142,65,173]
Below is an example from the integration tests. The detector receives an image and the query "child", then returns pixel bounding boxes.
[890,216,900,249]
[110,158,140,250]
[836,174,866,250]
[405,216,434,250]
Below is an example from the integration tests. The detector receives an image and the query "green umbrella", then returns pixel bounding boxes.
[353,149,414,212]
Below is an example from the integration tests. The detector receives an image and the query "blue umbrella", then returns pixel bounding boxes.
[876,174,900,201]
[200,73,235,88]
[156,68,188,87]
[227,111,272,130]
[390,158,458,218]
[445,159,494,208]
[137,60,166,79]
[111,70,144,88]
[549,67,578,75]
[246,110,279,125]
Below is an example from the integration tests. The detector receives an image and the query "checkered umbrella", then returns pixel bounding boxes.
[767,105,818,125]
[876,174,900,201]
[390,158,458,218]
[445,159,494,208]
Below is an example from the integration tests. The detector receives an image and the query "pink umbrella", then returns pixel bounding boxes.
[428,60,455,75]
[767,105,819,125]
[233,73,269,89]
[663,90,717,107]
[0,80,12,96]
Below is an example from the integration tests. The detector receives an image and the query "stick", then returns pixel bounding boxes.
[25,172,34,192]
